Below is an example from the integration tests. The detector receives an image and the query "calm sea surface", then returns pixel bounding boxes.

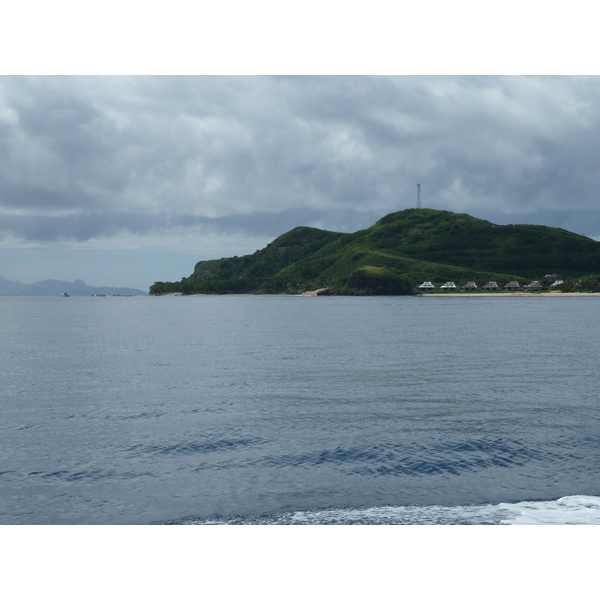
[1,295,599,524]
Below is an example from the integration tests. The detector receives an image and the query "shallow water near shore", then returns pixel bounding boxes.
[1,294,599,524]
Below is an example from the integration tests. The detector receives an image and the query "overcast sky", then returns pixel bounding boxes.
[2,74,600,290]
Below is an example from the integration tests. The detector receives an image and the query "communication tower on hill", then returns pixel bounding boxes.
[416,183,421,209]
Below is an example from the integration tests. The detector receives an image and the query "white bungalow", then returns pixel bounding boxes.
[550,280,564,287]
[418,281,436,291]
[504,281,522,291]
[440,281,458,291]
[462,281,478,291]
[482,281,499,291]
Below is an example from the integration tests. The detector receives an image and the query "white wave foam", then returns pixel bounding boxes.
[292,495,600,525]
[185,495,600,525]
[498,495,600,525]
[282,504,503,525]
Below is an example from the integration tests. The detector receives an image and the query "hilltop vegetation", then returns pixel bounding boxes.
[150,209,600,296]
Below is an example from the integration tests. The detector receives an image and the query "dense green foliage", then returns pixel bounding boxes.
[150,209,600,296]
[558,274,600,293]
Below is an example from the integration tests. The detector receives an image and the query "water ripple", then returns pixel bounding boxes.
[137,436,266,457]
[255,437,567,477]
[27,469,153,482]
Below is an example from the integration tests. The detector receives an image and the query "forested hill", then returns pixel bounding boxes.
[150,208,600,295]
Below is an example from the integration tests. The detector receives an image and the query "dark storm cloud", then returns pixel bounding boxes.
[0,208,381,243]
[2,75,600,244]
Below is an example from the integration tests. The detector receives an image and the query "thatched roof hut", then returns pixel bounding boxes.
[505,281,522,291]
[526,281,542,291]
[462,281,478,290]
[482,281,499,290]
[440,281,458,291]
[418,281,436,290]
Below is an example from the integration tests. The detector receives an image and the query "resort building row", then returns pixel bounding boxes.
[418,276,564,292]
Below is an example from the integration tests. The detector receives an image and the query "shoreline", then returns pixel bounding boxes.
[421,292,600,297]
[153,291,600,297]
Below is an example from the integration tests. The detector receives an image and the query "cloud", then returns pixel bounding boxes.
[0,207,381,246]
[2,75,600,248]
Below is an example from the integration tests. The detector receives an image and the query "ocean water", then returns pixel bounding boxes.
[1,294,599,525]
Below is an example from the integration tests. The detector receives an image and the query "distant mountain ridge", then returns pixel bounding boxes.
[0,277,147,296]
[150,208,600,296]
[0,275,27,295]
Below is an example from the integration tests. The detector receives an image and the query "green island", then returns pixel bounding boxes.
[150,208,600,296]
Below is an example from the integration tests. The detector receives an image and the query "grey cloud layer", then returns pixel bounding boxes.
[2,75,600,242]
[0,208,381,243]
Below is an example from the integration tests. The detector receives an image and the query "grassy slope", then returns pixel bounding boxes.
[150,209,600,295]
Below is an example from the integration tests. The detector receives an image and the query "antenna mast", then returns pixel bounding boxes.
[416,184,421,209]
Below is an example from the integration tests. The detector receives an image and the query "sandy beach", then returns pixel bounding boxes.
[421,292,600,297]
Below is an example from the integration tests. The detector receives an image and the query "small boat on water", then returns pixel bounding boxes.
[60,292,70,297]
